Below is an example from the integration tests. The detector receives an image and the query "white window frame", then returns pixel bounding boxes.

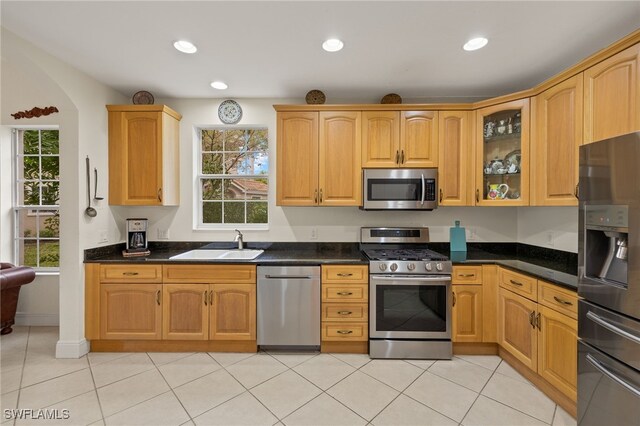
[12,126,60,272]
[195,126,269,230]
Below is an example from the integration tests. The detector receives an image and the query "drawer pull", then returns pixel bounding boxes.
[553,296,573,306]
[337,273,353,277]
[123,272,139,276]
[459,274,476,278]
[510,279,524,287]
[337,330,353,335]
[337,311,353,315]
[337,291,353,296]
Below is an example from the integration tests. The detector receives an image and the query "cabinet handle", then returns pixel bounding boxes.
[209,290,214,306]
[156,290,161,306]
[439,189,443,203]
[314,189,318,204]
[338,311,353,315]
[337,291,353,296]
[337,273,353,277]
[395,150,400,165]
[204,291,208,305]
[122,272,139,276]
[452,291,456,307]
[529,311,536,328]
[575,183,579,199]
[476,189,480,203]
[157,188,162,202]
[536,312,541,330]
[401,150,405,164]
[337,330,353,335]
[553,296,573,306]
[460,274,476,278]
[510,279,524,287]
[319,188,323,203]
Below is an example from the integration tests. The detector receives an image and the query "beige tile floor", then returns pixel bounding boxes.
[0,327,577,426]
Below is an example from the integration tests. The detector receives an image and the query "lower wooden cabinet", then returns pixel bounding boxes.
[100,284,162,340]
[452,285,483,342]
[163,284,208,340]
[498,287,538,370]
[210,284,256,341]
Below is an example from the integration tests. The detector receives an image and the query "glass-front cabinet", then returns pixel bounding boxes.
[475,99,530,206]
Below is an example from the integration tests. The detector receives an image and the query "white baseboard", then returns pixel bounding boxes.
[56,338,90,359]
[14,313,59,326]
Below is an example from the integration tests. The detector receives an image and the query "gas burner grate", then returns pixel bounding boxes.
[363,248,448,262]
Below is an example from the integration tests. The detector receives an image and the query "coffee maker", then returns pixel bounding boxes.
[125,218,149,254]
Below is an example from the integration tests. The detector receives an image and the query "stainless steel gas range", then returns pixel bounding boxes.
[361,227,452,359]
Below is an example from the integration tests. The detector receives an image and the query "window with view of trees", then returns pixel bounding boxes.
[198,128,268,226]
[14,129,60,269]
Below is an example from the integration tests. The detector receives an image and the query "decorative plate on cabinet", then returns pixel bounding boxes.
[132,90,154,105]
[218,100,243,124]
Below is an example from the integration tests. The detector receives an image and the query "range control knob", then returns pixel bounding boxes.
[378,263,387,272]
[436,263,443,271]
[407,263,416,271]
[390,263,398,272]
[425,263,433,271]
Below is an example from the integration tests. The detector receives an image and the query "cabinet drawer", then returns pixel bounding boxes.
[163,264,256,284]
[499,267,537,301]
[322,322,368,341]
[538,281,578,319]
[322,265,368,283]
[322,284,368,302]
[452,265,483,284]
[100,264,162,283]
[322,303,368,321]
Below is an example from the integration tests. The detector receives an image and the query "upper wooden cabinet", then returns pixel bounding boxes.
[362,111,438,168]
[107,105,181,206]
[438,111,473,206]
[276,111,361,206]
[584,43,640,144]
[531,75,583,206]
[475,99,530,206]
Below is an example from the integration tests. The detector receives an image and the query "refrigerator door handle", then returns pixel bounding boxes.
[586,353,640,398]
[586,310,640,344]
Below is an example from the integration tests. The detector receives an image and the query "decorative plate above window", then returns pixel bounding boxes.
[218,100,243,124]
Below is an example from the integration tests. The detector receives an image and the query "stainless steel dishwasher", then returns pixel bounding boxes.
[257,266,320,347]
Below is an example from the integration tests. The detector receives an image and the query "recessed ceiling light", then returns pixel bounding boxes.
[463,37,488,51]
[322,38,344,52]
[173,40,197,54]
[210,81,228,90]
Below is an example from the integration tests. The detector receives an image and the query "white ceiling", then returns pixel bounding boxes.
[2,1,640,103]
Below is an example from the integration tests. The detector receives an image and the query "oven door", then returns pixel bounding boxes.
[362,169,437,210]
[370,275,451,339]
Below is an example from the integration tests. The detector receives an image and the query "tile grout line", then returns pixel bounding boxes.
[457,358,502,425]
[151,356,195,425]
[10,326,31,426]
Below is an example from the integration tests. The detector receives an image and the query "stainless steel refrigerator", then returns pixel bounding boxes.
[578,131,640,426]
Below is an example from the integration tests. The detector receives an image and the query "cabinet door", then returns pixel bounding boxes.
[584,43,640,144]
[401,111,438,167]
[318,111,362,206]
[210,284,256,340]
[498,287,537,370]
[109,111,163,205]
[362,111,400,167]
[531,75,583,206]
[475,99,530,206]
[537,305,577,401]
[100,284,162,340]
[162,284,209,340]
[438,111,473,205]
[452,285,483,342]
[276,112,319,206]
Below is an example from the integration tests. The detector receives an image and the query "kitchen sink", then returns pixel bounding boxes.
[169,249,264,261]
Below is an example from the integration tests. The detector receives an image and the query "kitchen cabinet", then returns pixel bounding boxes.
[276,111,361,206]
[438,111,474,206]
[163,284,208,340]
[452,285,483,342]
[498,286,538,370]
[362,111,438,168]
[584,43,640,144]
[107,105,181,206]
[531,75,583,206]
[100,284,162,340]
[320,265,368,352]
[209,284,256,340]
[475,99,530,206]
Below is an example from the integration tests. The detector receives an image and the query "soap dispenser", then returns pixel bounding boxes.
[450,220,467,252]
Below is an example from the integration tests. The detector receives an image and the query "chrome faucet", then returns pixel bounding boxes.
[234,229,244,250]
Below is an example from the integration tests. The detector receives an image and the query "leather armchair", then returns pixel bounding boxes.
[1,262,36,335]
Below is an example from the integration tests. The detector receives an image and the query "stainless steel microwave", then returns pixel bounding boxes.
[362,169,437,210]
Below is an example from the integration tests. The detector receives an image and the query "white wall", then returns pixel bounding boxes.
[517,207,578,253]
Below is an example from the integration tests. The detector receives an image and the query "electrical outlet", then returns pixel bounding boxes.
[466,227,477,241]
[158,229,170,240]
[546,231,555,247]
[98,230,108,243]
[310,227,318,240]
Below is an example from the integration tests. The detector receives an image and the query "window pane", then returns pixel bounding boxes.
[41,130,59,154]
[225,152,268,175]
[20,240,38,267]
[247,202,268,223]
[22,156,40,179]
[203,202,222,223]
[16,210,35,237]
[223,202,245,223]
[233,178,268,200]
[202,129,223,152]
[22,182,40,206]
[224,130,247,151]
[202,153,224,174]
[22,130,40,155]
[247,129,268,151]
[41,156,60,180]
[40,212,60,238]
[39,240,59,267]
[224,179,244,200]
[202,179,222,200]
[41,182,60,205]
